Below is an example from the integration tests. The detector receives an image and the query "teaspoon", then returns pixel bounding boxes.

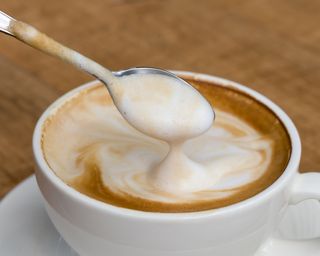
[0,10,214,139]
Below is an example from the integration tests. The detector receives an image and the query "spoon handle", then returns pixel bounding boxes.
[0,10,115,87]
[0,11,14,36]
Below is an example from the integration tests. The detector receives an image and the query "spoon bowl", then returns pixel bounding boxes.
[115,67,188,84]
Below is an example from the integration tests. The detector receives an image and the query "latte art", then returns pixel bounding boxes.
[42,80,291,212]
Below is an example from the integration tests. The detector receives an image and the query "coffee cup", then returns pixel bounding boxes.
[33,71,320,256]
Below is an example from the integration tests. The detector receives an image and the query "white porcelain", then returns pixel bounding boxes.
[0,176,77,255]
[1,176,320,256]
[32,71,320,256]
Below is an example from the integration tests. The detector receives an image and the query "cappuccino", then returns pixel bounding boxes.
[42,78,291,212]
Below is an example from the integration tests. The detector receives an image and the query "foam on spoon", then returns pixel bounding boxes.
[115,74,214,141]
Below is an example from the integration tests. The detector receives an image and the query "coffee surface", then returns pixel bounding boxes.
[42,79,291,212]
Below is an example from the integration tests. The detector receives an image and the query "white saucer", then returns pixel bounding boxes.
[0,176,320,256]
[0,176,77,256]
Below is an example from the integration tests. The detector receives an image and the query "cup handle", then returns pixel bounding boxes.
[290,172,320,204]
[257,172,320,255]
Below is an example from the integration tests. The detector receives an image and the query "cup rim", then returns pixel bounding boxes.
[33,71,301,220]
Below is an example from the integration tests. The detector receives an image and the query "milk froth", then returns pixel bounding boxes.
[113,74,214,142]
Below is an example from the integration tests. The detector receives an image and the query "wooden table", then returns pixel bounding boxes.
[0,0,319,198]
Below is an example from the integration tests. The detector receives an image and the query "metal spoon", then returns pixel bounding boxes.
[0,10,201,93]
[0,11,214,138]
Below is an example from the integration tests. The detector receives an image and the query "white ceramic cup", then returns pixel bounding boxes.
[33,71,320,256]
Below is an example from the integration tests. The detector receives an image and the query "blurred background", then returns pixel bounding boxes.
[0,0,319,198]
